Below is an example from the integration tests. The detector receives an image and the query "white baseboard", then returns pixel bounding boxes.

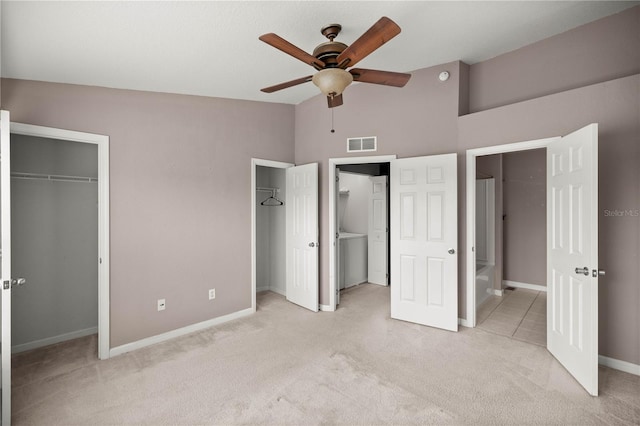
[503,280,547,292]
[12,326,98,354]
[319,304,334,312]
[458,318,471,327]
[599,355,640,376]
[270,287,286,297]
[256,286,285,297]
[487,288,504,296]
[110,307,254,357]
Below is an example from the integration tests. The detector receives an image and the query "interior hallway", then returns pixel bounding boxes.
[12,284,640,425]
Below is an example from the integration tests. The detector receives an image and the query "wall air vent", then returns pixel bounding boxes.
[347,136,377,153]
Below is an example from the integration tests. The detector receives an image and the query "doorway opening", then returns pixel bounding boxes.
[473,149,547,346]
[251,159,293,311]
[10,123,110,360]
[468,125,600,396]
[328,155,395,311]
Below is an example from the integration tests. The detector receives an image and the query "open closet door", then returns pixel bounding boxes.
[547,123,599,396]
[286,163,319,312]
[0,110,12,425]
[390,154,458,331]
[368,176,388,285]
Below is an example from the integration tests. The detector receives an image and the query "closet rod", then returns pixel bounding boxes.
[11,172,98,183]
[256,186,280,193]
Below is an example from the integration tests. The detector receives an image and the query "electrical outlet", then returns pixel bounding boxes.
[157,298,166,311]
[208,289,216,300]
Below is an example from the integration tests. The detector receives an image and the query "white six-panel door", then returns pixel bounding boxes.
[368,176,388,285]
[547,123,599,396]
[286,163,319,312]
[390,154,458,331]
[0,110,12,425]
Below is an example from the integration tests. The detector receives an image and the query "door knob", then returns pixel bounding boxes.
[575,267,589,276]
[448,248,455,255]
[592,269,605,277]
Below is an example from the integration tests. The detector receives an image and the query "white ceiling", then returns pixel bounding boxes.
[1,1,637,105]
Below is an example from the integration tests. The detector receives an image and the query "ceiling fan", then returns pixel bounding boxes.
[259,17,411,108]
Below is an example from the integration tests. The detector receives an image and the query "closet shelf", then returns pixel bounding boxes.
[11,172,98,183]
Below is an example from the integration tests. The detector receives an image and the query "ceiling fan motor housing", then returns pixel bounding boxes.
[314,23,347,67]
[313,41,347,67]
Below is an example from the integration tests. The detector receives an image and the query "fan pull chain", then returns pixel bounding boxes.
[330,107,335,133]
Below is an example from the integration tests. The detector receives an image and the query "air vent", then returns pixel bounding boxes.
[347,136,377,153]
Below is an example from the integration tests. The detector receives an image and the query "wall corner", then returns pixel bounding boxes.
[458,61,470,117]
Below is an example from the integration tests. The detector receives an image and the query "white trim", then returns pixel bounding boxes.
[251,158,294,313]
[11,122,111,360]
[598,355,640,376]
[466,137,558,328]
[12,327,98,354]
[319,304,334,312]
[458,318,471,327]
[503,280,547,292]
[269,287,286,297]
[110,307,253,357]
[487,288,504,297]
[329,155,396,311]
[1,111,13,426]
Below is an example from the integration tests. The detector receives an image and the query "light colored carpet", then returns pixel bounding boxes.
[12,284,640,425]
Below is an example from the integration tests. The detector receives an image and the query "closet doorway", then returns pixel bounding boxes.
[250,159,292,311]
[10,123,110,360]
[328,155,395,310]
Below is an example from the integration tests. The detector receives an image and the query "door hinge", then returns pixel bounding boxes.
[335,175,339,182]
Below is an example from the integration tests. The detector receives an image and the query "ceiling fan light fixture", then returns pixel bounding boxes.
[312,68,353,97]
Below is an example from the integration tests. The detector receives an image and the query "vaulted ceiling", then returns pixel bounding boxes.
[1,1,636,105]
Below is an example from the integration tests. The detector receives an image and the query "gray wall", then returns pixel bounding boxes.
[502,149,546,287]
[468,6,640,112]
[11,135,98,347]
[1,80,295,348]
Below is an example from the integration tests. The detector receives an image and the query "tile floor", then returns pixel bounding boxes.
[477,287,547,346]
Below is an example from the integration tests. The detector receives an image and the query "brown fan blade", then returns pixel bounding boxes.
[327,93,343,108]
[259,33,325,70]
[336,17,401,68]
[349,68,411,87]
[261,76,313,93]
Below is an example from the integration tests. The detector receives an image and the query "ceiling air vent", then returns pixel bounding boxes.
[347,136,377,153]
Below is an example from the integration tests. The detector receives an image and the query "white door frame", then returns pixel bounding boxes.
[328,155,396,311]
[10,122,111,360]
[465,137,557,327]
[250,158,294,312]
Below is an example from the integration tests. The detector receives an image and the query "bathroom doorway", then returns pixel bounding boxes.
[473,149,547,346]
